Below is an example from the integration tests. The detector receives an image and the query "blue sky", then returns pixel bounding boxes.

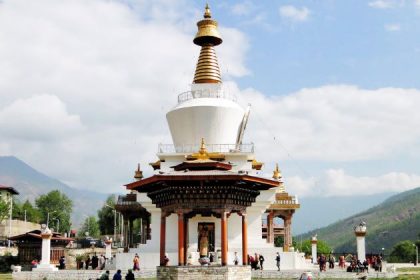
[0,0,419,197]
[208,1,420,95]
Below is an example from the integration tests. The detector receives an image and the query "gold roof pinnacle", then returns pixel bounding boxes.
[273,163,286,193]
[273,163,281,180]
[199,137,207,155]
[186,138,226,161]
[204,3,211,18]
[134,163,143,181]
[193,4,222,84]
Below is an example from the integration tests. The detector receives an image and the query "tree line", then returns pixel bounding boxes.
[1,190,121,238]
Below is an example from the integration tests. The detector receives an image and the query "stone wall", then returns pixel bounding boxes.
[157,265,251,280]
[0,220,40,239]
[12,269,155,280]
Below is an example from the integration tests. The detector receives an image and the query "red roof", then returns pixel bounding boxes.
[9,230,74,242]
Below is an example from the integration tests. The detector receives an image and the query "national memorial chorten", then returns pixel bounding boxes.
[115,4,304,273]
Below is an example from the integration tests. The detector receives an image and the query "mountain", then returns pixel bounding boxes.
[0,156,110,227]
[293,192,395,234]
[297,187,420,254]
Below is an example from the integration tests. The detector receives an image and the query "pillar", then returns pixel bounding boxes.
[221,211,228,266]
[354,222,367,261]
[33,225,57,271]
[178,211,185,266]
[160,213,166,266]
[184,217,189,265]
[283,216,292,252]
[311,236,318,264]
[267,211,274,243]
[242,214,248,265]
[129,218,134,248]
[124,219,129,251]
[105,239,112,259]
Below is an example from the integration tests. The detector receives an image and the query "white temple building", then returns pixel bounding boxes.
[115,4,308,271]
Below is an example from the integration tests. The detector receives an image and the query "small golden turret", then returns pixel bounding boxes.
[273,163,281,180]
[134,163,143,181]
[193,4,222,84]
[273,163,285,192]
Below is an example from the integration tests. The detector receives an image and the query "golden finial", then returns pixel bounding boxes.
[273,163,282,180]
[193,4,222,84]
[204,3,211,18]
[199,138,207,155]
[134,163,143,181]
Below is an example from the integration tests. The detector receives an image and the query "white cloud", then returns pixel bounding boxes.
[279,5,310,22]
[385,23,401,31]
[0,0,249,192]
[286,169,420,197]
[0,95,83,141]
[237,85,420,162]
[368,0,394,9]
[231,1,255,16]
[368,0,406,9]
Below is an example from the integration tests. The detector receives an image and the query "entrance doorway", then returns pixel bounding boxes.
[197,222,215,257]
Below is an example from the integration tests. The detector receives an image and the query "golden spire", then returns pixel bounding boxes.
[204,3,211,18]
[193,4,222,84]
[134,163,143,181]
[273,163,281,180]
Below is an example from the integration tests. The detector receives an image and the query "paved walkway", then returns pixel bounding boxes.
[251,264,398,279]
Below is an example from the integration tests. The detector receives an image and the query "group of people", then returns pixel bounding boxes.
[317,253,383,273]
[83,253,107,270]
[97,269,135,280]
[346,255,382,273]
[245,253,266,270]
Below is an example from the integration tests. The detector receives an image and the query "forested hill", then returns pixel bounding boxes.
[297,187,420,254]
[0,156,109,225]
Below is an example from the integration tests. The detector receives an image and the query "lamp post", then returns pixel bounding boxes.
[105,204,117,245]
[55,218,60,233]
[83,215,90,236]
[8,195,13,248]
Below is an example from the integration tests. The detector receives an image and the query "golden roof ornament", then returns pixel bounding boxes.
[272,163,282,180]
[204,3,211,18]
[193,4,222,84]
[186,138,226,161]
[134,163,143,181]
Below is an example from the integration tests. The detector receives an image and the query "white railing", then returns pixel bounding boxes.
[276,197,299,205]
[177,89,237,104]
[158,143,254,154]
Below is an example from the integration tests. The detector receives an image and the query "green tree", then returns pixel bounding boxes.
[0,198,11,223]
[389,240,416,263]
[13,199,41,223]
[36,190,73,233]
[97,195,116,235]
[78,216,100,238]
[295,239,332,256]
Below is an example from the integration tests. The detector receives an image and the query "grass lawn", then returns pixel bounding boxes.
[395,266,420,279]
[0,274,12,280]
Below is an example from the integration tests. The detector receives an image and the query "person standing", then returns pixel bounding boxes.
[328,254,335,269]
[133,253,140,270]
[125,269,135,280]
[112,269,122,280]
[99,270,110,280]
[259,254,265,270]
[233,252,239,265]
[275,252,281,271]
[101,254,106,270]
[91,253,98,270]
[85,255,91,270]
[59,256,66,270]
